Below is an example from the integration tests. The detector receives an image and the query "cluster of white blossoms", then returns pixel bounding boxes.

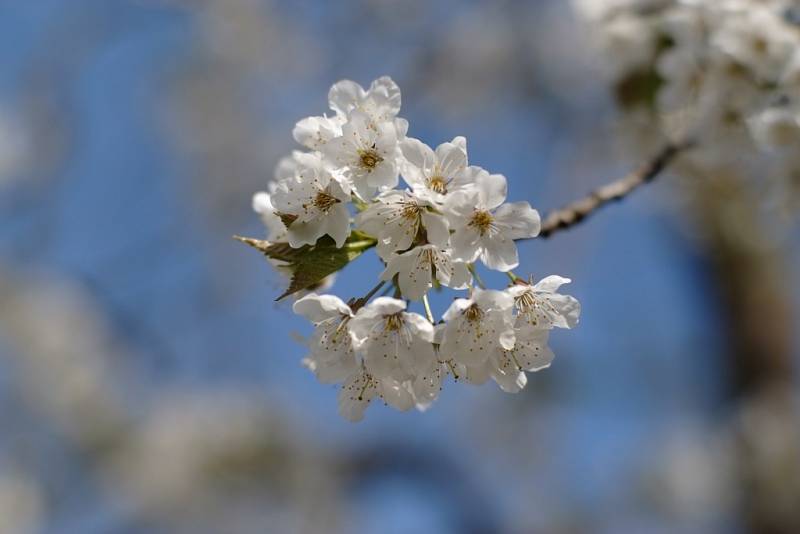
[250,77,580,421]
[575,0,800,196]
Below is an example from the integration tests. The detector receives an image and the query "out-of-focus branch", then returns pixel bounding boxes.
[536,139,695,238]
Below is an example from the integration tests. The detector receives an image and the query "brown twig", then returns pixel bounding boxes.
[536,139,695,239]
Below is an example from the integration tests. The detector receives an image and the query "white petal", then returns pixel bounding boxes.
[435,137,468,179]
[400,262,433,301]
[513,327,554,372]
[273,155,298,182]
[533,275,572,293]
[479,232,519,272]
[252,191,273,214]
[326,203,351,248]
[382,250,431,301]
[292,115,341,150]
[286,217,326,248]
[379,379,414,411]
[542,294,581,329]
[442,298,473,322]
[394,117,408,138]
[305,353,358,384]
[368,76,401,117]
[463,360,492,385]
[293,293,351,323]
[443,189,478,223]
[450,226,482,263]
[493,202,541,240]
[403,311,435,342]
[400,137,435,190]
[440,317,492,366]
[363,296,406,315]
[439,259,471,290]
[362,332,415,382]
[421,211,450,248]
[380,251,415,281]
[366,157,399,191]
[450,136,467,152]
[412,361,443,408]
[328,79,365,116]
[338,370,376,422]
[471,168,507,209]
[489,351,528,393]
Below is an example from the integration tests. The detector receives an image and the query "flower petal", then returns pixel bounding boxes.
[421,211,450,248]
[473,168,507,209]
[493,201,541,240]
[479,232,519,272]
[379,378,415,411]
[338,370,377,422]
[328,80,365,116]
[450,226,482,263]
[293,293,352,322]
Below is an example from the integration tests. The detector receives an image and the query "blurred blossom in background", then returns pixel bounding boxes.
[0,1,797,533]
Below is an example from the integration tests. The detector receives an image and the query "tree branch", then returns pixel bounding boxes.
[536,139,695,238]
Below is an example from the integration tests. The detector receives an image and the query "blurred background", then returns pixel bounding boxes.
[0,1,798,533]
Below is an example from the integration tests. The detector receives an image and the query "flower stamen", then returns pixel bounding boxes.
[313,190,340,212]
[428,175,448,194]
[469,210,494,236]
[384,313,404,331]
[358,147,383,170]
[464,304,483,322]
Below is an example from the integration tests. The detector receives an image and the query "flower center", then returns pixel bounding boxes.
[384,313,404,331]
[469,210,494,235]
[313,190,340,212]
[464,304,483,322]
[428,175,447,194]
[400,202,422,220]
[358,148,383,170]
[514,290,537,313]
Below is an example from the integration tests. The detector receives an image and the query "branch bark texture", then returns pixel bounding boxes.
[538,139,695,238]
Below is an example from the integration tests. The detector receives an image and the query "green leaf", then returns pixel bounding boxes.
[234,231,376,300]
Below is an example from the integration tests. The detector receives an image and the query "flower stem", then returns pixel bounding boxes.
[422,294,435,324]
[468,264,486,289]
[526,138,695,239]
[351,280,386,311]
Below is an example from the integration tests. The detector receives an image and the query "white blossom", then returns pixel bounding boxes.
[507,276,581,330]
[348,297,436,383]
[445,167,540,271]
[328,76,402,125]
[464,326,553,393]
[338,368,415,422]
[249,76,579,421]
[293,76,402,151]
[270,152,351,248]
[577,0,800,206]
[293,293,358,384]
[439,288,516,367]
[251,188,285,242]
[322,110,401,199]
[400,136,471,204]
[355,190,449,260]
[293,114,344,152]
[711,7,795,83]
[380,244,470,301]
